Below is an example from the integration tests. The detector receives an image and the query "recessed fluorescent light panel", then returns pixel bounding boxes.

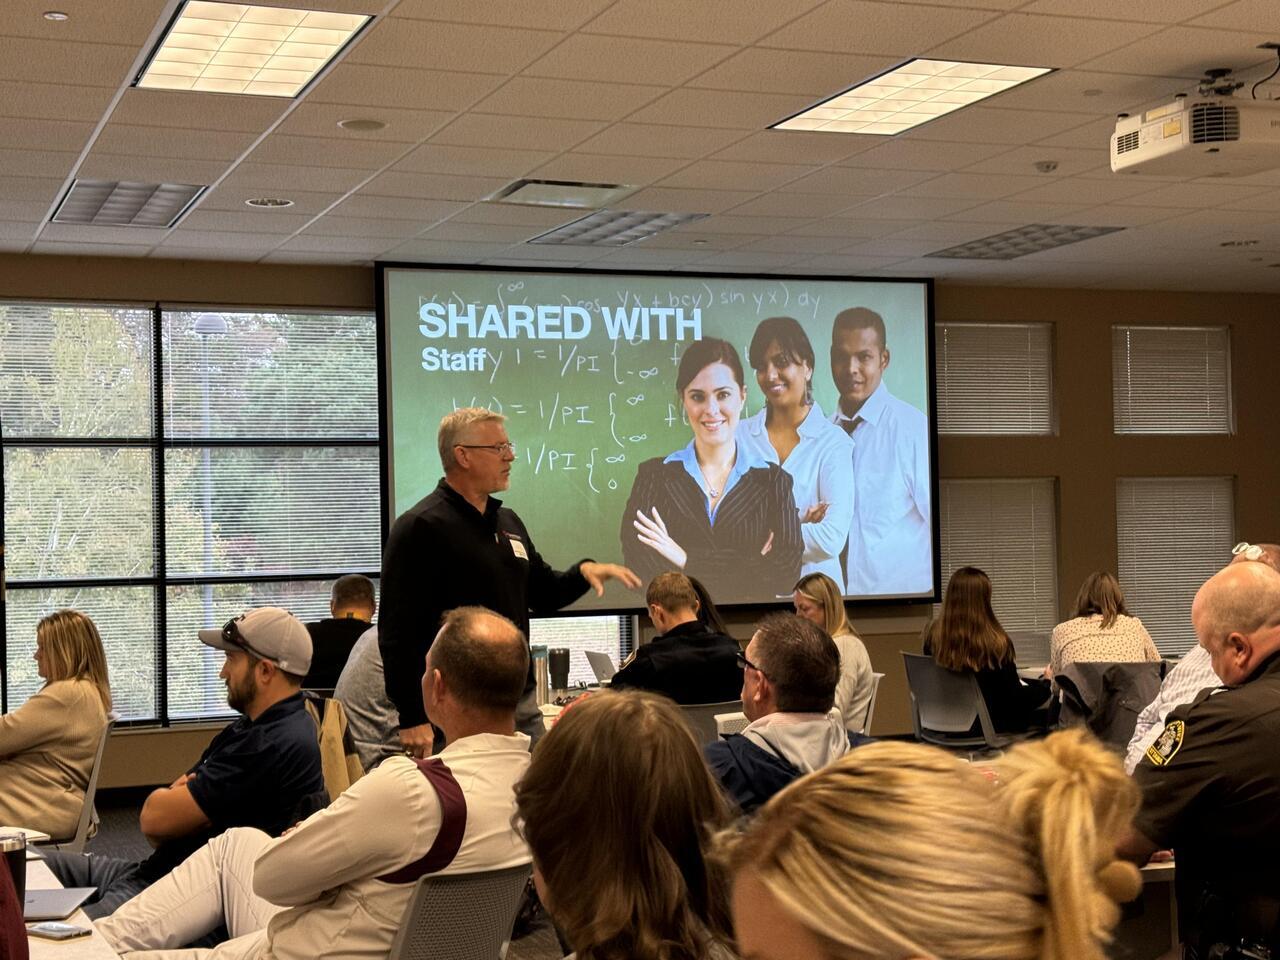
[774,59,1052,136]
[492,179,638,209]
[52,179,207,227]
[926,223,1124,260]
[136,1,370,97]
[529,210,709,246]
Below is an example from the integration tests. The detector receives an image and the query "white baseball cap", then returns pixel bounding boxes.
[198,607,313,676]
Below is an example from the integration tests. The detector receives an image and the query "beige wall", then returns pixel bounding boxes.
[4,256,1274,768]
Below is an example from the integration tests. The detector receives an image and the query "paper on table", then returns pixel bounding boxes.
[0,825,51,843]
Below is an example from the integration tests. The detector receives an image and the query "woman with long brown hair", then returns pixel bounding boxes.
[515,690,736,960]
[0,609,112,839]
[723,729,1142,960]
[1049,571,1159,676]
[922,566,1049,734]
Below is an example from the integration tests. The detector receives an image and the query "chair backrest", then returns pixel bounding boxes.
[714,710,749,736]
[861,672,885,734]
[388,863,532,960]
[901,653,1009,749]
[50,712,117,852]
[681,700,742,746]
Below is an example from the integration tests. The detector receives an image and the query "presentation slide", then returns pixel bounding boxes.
[381,266,936,611]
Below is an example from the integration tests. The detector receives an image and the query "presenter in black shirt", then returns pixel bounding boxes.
[380,407,639,757]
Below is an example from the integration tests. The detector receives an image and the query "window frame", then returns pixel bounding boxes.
[0,300,380,725]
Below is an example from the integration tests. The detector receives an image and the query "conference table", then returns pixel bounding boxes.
[24,856,120,959]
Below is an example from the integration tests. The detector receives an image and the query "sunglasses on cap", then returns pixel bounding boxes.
[221,615,277,665]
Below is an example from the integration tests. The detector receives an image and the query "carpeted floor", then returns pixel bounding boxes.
[89,788,565,959]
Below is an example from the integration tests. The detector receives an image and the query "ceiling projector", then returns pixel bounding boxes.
[1110,70,1280,178]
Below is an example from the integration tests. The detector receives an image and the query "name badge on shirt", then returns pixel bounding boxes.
[509,537,529,560]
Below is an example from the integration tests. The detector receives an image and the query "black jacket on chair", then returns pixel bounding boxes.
[608,620,743,705]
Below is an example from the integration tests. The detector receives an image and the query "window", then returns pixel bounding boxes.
[937,478,1059,665]
[935,322,1054,435]
[1116,476,1234,657]
[530,615,635,688]
[1112,325,1232,434]
[0,302,379,723]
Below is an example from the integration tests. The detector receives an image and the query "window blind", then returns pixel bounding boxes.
[936,322,1054,435]
[1112,325,1232,434]
[1116,476,1234,657]
[530,615,633,688]
[937,478,1058,665]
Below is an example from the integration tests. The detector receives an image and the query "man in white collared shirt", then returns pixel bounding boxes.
[829,307,932,596]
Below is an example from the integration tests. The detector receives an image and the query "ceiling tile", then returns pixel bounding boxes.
[582,0,824,44]
[846,194,983,219]
[680,215,816,235]
[614,186,760,214]
[530,153,688,185]
[841,139,1012,172]
[274,235,400,255]
[347,19,562,73]
[661,159,819,191]
[39,223,170,244]
[939,198,1092,221]
[1065,204,1187,226]
[391,0,614,30]
[711,130,877,164]
[447,203,584,228]
[979,69,1189,116]
[884,220,1026,242]
[178,209,314,235]
[843,236,961,257]
[524,36,738,86]
[1006,175,1165,204]
[0,80,114,123]
[691,250,809,269]
[960,145,1104,176]
[248,134,406,170]
[897,171,1045,199]
[641,231,758,251]
[778,166,936,196]
[149,246,264,261]
[262,250,371,264]
[3,0,168,43]
[108,89,287,133]
[33,240,157,257]
[906,106,1095,144]
[276,103,454,143]
[733,234,859,254]
[418,221,543,243]
[1021,0,1231,22]
[1114,181,1273,208]
[91,124,258,162]
[0,38,136,86]
[1222,189,1280,212]
[429,114,606,152]
[761,0,1000,55]
[198,188,343,217]
[0,147,78,179]
[573,123,747,159]
[787,217,925,238]
[361,171,508,201]
[1076,26,1276,77]
[627,89,814,129]
[77,153,232,186]
[158,230,284,251]
[727,192,859,218]
[0,199,51,222]
[926,14,1163,69]
[308,65,507,111]
[1189,0,1280,32]
[385,238,516,261]
[217,162,374,195]
[0,221,36,241]
[301,215,426,238]
[796,253,913,272]
[394,144,554,178]
[588,247,702,266]
[331,194,467,222]
[0,117,94,153]
[690,49,896,95]
[472,78,668,121]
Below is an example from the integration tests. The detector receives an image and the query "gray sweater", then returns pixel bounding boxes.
[333,626,401,772]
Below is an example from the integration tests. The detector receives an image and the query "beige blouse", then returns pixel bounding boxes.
[832,630,876,733]
[0,678,108,840]
[1049,614,1160,675]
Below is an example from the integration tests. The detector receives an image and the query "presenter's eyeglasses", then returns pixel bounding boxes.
[1233,541,1264,561]
[735,651,767,678]
[456,442,517,456]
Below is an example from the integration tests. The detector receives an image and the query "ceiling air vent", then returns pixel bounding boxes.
[1190,102,1241,144]
[926,223,1124,260]
[52,179,206,227]
[528,210,708,246]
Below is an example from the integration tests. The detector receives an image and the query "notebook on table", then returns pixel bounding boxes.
[24,887,96,921]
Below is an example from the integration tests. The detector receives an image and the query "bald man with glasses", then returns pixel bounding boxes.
[380,407,639,758]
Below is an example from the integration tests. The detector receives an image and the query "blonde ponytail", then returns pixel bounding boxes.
[722,732,1140,960]
[995,729,1142,960]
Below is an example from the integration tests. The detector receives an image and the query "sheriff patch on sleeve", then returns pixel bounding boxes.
[1145,719,1185,767]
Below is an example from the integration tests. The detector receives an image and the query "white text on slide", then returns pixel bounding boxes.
[417,301,702,342]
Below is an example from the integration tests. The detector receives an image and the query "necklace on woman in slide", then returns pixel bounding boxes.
[699,452,735,501]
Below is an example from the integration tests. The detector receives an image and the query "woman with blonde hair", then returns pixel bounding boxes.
[1049,571,1159,676]
[922,566,1050,734]
[792,573,874,732]
[724,729,1143,960]
[0,609,112,839]
[515,690,735,960]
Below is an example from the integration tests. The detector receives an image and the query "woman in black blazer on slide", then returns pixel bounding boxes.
[621,337,803,601]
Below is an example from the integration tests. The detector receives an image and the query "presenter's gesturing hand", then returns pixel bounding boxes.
[580,560,642,596]
[634,507,688,570]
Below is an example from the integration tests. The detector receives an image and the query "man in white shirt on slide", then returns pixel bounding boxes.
[829,307,931,596]
[96,606,532,960]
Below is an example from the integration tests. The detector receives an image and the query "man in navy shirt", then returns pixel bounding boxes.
[45,607,324,919]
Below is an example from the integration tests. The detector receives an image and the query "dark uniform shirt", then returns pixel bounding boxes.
[139,691,324,881]
[1132,650,1280,947]
[378,479,590,729]
[609,620,743,705]
[304,616,372,689]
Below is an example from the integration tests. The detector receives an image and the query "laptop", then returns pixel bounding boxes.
[585,650,618,684]
[24,888,96,921]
